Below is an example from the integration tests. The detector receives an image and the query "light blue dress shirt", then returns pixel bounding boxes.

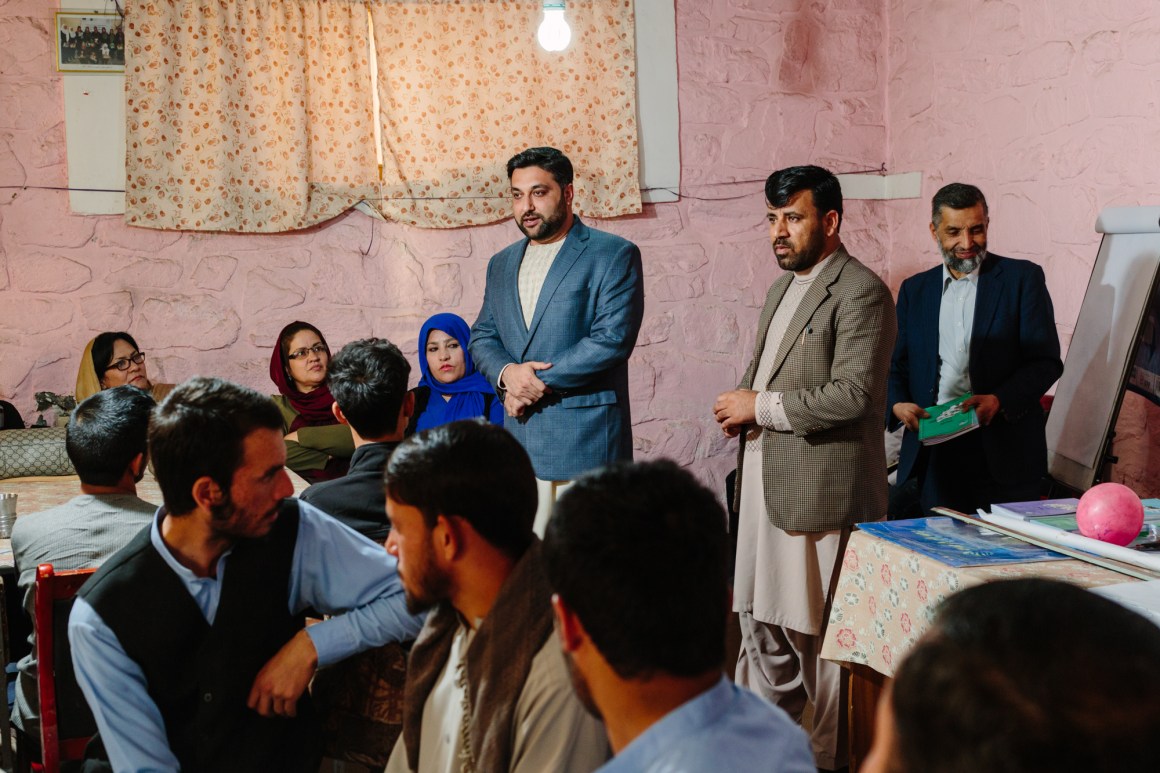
[597,677,815,773]
[69,499,424,773]
[936,264,979,404]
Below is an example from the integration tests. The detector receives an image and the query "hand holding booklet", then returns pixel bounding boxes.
[917,393,979,445]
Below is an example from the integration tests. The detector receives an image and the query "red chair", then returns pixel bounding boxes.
[33,564,97,773]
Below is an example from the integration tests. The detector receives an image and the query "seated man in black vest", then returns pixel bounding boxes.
[382,420,608,773]
[301,337,414,541]
[69,377,425,772]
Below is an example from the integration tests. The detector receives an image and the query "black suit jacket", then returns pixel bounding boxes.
[300,442,397,540]
[888,254,1063,487]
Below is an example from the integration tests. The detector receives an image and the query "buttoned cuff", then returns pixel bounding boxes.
[756,391,792,432]
[496,363,512,399]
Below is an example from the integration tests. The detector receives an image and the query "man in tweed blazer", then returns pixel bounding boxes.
[714,166,895,771]
[471,147,644,532]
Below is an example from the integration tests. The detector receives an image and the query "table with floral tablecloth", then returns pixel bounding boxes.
[821,528,1135,677]
[822,528,1139,769]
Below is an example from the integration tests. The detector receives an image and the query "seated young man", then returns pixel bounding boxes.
[69,377,424,772]
[543,460,815,773]
[301,337,414,540]
[862,578,1160,773]
[383,420,609,773]
[11,386,156,744]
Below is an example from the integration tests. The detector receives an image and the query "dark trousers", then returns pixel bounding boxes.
[918,429,1041,516]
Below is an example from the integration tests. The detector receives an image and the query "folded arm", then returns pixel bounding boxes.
[249,504,425,717]
[288,503,425,666]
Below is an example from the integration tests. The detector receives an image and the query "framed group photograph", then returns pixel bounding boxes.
[55,11,125,73]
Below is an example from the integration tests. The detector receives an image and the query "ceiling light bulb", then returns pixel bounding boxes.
[537,2,572,52]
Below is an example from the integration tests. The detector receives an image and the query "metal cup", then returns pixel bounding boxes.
[0,492,17,539]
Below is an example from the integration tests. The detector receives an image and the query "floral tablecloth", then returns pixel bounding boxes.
[820,529,1134,677]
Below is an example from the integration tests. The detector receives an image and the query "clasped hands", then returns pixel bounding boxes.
[502,361,553,417]
[713,389,758,437]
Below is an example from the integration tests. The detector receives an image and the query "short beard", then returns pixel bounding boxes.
[773,226,826,273]
[562,647,602,720]
[402,556,452,615]
[516,207,568,242]
[940,244,986,275]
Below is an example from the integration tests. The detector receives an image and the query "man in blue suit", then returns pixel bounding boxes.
[470,147,644,531]
[888,183,1063,516]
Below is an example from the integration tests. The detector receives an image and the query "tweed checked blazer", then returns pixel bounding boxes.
[470,218,644,480]
[735,246,896,532]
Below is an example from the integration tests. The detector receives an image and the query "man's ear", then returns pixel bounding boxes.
[191,476,224,512]
[563,182,575,209]
[551,593,586,653]
[402,390,416,419]
[332,401,348,426]
[823,209,840,238]
[128,451,147,481]
[432,514,462,562]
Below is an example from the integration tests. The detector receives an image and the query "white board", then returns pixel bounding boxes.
[1046,206,1160,492]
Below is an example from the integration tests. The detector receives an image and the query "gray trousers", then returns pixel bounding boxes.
[736,613,848,770]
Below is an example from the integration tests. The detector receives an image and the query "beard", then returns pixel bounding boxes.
[516,205,569,242]
[209,492,283,541]
[773,226,826,272]
[400,545,453,615]
[562,647,602,719]
[940,243,987,275]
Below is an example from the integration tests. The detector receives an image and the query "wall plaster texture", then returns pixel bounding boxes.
[2,0,1159,494]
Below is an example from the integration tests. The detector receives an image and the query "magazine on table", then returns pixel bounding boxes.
[857,517,1068,567]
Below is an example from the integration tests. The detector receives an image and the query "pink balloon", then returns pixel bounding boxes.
[1076,483,1144,546]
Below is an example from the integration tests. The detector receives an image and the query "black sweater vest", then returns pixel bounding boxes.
[79,501,321,772]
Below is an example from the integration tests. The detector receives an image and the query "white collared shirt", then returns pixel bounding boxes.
[936,262,979,404]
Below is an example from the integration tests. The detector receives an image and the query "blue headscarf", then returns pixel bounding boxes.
[415,313,495,431]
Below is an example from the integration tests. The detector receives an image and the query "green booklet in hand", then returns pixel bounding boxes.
[917,393,979,445]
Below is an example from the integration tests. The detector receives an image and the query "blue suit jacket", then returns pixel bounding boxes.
[469,218,644,480]
[888,254,1063,487]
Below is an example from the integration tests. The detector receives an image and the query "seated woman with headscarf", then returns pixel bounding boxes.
[76,332,174,403]
[406,313,504,435]
[270,321,354,483]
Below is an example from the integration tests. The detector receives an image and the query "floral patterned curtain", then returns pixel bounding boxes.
[124,0,378,232]
[367,0,641,227]
[123,0,639,232]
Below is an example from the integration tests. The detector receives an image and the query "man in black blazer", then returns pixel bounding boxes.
[301,338,414,540]
[888,183,1063,516]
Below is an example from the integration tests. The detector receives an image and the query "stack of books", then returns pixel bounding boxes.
[991,497,1160,547]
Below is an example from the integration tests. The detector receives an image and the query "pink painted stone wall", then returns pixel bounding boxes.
[4,0,1157,493]
[0,0,887,493]
[884,0,1160,494]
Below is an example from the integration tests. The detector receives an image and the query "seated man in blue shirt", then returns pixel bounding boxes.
[301,337,414,540]
[69,377,425,773]
[542,460,816,773]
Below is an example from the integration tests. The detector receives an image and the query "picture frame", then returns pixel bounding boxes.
[55,11,125,73]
